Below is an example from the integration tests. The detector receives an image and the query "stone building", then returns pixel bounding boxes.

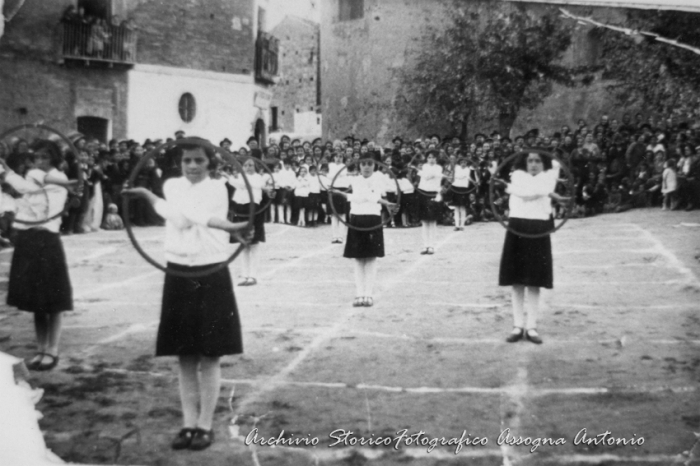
[0,0,279,146]
[320,0,699,143]
[269,15,321,138]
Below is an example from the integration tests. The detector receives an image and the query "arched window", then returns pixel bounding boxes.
[178,93,196,123]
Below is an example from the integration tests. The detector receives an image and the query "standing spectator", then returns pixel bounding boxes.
[661,159,678,211]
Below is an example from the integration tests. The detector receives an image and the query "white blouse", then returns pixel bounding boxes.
[662,167,678,194]
[308,175,321,194]
[398,178,415,194]
[452,166,473,188]
[4,168,68,233]
[227,172,264,205]
[277,168,297,189]
[346,173,385,216]
[328,162,350,189]
[295,175,311,197]
[507,170,557,221]
[154,177,232,266]
[417,164,443,192]
[380,171,396,193]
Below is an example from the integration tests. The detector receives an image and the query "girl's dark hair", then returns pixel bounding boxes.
[30,139,63,168]
[177,139,217,169]
[512,152,553,172]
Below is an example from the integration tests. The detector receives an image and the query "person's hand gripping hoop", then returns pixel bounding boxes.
[328,158,401,231]
[0,123,84,225]
[489,149,574,239]
[122,137,255,278]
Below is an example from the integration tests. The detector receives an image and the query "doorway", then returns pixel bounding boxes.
[254,118,266,148]
[77,116,109,143]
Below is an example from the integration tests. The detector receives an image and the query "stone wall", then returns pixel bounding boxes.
[125,0,254,74]
[270,16,319,134]
[320,0,638,143]
[0,0,257,141]
[0,0,128,138]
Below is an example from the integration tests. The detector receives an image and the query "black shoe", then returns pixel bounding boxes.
[525,329,543,345]
[189,428,214,451]
[36,353,59,371]
[506,328,524,343]
[171,428,195,450]
[26,353,45,371]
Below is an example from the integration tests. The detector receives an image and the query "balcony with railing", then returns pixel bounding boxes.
[255,31,279,84]
[61,21,137,66]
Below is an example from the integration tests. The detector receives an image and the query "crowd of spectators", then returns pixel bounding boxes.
[0,111,698,245]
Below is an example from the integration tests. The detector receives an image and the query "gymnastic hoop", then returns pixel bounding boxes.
[447,157,479,195]
[328,158,401,232]
[0,123,84,225]
[227,155,277,217]
[123,137,255,278]
[488,149,574,239]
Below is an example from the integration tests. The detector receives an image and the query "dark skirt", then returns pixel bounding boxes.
[156,262,243,357]
[498,217,553,289]
[343,215,385,259]
[308,193,321,211]
[450,186,473,207]
[400,191,417,214]
[296,195,309,210]
[418,190,442,222]
[274,188,291,206]
[231,202,265,244]
[329,189,348,216]
[8,229,73,314]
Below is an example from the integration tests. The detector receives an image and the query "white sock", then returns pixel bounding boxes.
[364,258,377,297]
[354,260,365,296]
[249,244,260,278]
[526,286,539,329]
[241,248,251,278]
[429,222,437,247]
[421,223,429,248]
[512,286,525,328]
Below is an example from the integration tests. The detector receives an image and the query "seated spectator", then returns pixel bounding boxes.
[102,203,124,230]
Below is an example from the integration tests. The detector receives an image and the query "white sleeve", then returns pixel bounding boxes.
[4,171,45,194]
[506,171,553,199]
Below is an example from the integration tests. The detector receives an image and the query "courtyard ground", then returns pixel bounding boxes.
[1,208,700,466]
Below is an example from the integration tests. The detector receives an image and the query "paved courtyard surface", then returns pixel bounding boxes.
[1,208,700,466]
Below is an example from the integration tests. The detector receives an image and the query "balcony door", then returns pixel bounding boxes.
[254,119,266,149]
[78,0,111,19]
[77,116,109,143]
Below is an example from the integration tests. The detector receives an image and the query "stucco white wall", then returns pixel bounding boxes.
[127,65,265,147]
[294,111,322,136]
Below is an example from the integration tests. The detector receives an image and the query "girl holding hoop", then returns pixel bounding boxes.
[328,152,349,243]
[333,158,397,307]
[498,152,569,344]
[417,150,444,254]
[450,157,477,231]
[227,157,271,286]
[0,140,78,371]
[124,143,251,451]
